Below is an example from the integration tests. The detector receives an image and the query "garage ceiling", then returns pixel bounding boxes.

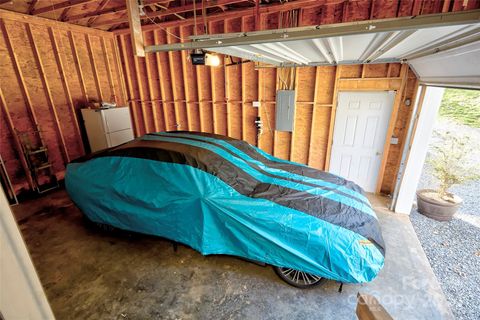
[146,10,480,89]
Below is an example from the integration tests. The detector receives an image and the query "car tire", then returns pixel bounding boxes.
[273,266,325,288]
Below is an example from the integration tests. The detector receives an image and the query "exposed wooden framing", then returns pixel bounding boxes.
[48,27,85,154]
[68,31,89,102]
[389,78,420,193]
[100,38,117,102]
[307,66,320,166]
[324,65,342,171]
[59,7,71,21]
[32,0,97,15]
[337,78,403,90]
[85,34,104,101]
[290,67,315,164]
[241,16,248,141]
[0,9,114,36]
[27,0,39,14]
[179,26,196,131]
[100,37,116,103]
[26,24,70,164]
[210,60,221,134]
[67,5,124,23]
[153,29,171,131]
[1,11,125,194]
[114,0,325,33]
[132,51,150,133]
[95,0,248,28]
[255,0,260,30]
[196,71,205,132]
[223,18,244,140]
[143,31,161,132]
[112,37,129,106]
[208,20,226,135]
[167,27,186,131]
[86,0,111,26]
[0,19,40,128]
[375,64,409,193]
[119,35,141,135]
[0,86,35,188]
[126,0,145,57]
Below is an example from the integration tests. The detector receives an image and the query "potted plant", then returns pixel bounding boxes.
[416,130,479,221]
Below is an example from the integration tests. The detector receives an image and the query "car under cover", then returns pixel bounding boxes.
[66,131,385,284]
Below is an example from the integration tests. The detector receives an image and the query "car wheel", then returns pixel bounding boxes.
[273,266,324,288]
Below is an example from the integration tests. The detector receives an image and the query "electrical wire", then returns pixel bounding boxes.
[144,15,185,41]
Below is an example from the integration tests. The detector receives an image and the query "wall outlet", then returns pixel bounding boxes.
[252,101,260,108]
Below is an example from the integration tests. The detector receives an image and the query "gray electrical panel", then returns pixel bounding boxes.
[275,90,295,132]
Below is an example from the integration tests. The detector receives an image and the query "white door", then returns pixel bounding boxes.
[329,91,395,192]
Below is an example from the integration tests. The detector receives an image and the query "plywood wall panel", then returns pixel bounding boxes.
[0,11,123,194]
[363,64,390,78]
[6,21,66,174]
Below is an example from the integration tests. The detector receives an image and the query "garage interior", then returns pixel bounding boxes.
[1,0,479,319]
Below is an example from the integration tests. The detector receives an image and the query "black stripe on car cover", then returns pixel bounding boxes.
[173,131,366,197]
[154,133,371,208]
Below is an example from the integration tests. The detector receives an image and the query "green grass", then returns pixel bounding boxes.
[439,88,480,128]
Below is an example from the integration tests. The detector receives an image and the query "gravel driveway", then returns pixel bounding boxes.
[410,118,480,320]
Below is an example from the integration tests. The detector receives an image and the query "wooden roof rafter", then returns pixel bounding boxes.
[32,0,98,15]
[90,0,250,28]
[114,0,332,34]
[65,1,175,23]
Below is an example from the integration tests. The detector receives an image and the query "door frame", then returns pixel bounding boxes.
[324,64,410,194]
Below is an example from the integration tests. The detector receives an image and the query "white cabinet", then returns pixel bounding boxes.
[81,107,134,153]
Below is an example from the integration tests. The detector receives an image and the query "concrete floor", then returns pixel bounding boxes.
[13,189,453,320]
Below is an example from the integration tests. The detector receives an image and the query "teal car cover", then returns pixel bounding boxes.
[66,131,385,284]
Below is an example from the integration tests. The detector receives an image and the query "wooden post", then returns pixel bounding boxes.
[324,65,342,171]
[375,64,409,193]
[126,0,145,57]
[356,292,394,320]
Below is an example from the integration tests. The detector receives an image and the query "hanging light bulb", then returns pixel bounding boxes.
[205,53,221,67]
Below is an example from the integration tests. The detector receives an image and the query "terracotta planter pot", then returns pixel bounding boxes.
[416,189,462,221]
